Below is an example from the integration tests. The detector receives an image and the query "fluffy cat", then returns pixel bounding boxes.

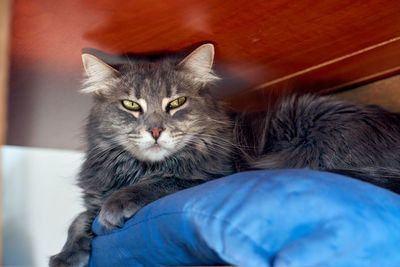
[50,44,235,267]
[50,44,400,267]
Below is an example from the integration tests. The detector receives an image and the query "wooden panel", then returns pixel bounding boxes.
[226,38,400,110]
[7,0,400,148]
[335,74,400,112]
[10,0,400,90]
[1,0,11,145]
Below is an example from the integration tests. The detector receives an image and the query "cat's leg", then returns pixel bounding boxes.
[49,209,97,267]
[99,177,203,229]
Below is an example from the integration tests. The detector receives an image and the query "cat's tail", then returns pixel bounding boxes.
[326,167,400,194]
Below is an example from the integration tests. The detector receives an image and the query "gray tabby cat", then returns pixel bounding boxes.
[49,44,235,267]
[50,44,400,267]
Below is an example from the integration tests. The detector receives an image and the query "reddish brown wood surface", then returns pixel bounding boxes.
[1,0,11,147]
[7,0,400,148]
[11,0,400,93]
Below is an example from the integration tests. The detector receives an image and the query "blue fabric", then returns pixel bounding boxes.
[90,170,400,267]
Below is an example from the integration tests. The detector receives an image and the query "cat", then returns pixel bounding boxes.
[50,43,400,267]
[49,44,236,267]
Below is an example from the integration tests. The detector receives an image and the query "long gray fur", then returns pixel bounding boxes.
[50,45,400,267]
[50,48,234,267]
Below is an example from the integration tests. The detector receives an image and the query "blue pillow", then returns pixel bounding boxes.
[90,170,400,267]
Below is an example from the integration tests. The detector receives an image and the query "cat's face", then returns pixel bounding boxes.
[82,44,229,162]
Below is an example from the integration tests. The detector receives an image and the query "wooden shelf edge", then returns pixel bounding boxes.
[225,37,400,111]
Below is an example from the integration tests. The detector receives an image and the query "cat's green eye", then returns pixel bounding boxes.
[121,100,142,112]
[168,96,187,110]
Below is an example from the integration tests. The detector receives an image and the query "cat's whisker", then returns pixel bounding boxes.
[192,133,253,149]
[181,138,234,155]
[205,117,233,125]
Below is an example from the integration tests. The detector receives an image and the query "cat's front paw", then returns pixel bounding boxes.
[49,249,90,267]
[98,192,142,230]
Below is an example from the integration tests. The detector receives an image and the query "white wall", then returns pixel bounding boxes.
[2,146,84,267]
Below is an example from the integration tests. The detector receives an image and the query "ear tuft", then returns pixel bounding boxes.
[178,44,220,83]
[80,54,119,94]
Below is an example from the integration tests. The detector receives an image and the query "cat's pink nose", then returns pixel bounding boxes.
[149,128,163,140]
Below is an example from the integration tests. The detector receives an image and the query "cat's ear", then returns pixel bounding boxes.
[178,44,219,83]
[80,54,119,94]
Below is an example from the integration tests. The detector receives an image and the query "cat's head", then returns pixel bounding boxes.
[82,44,231,162]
